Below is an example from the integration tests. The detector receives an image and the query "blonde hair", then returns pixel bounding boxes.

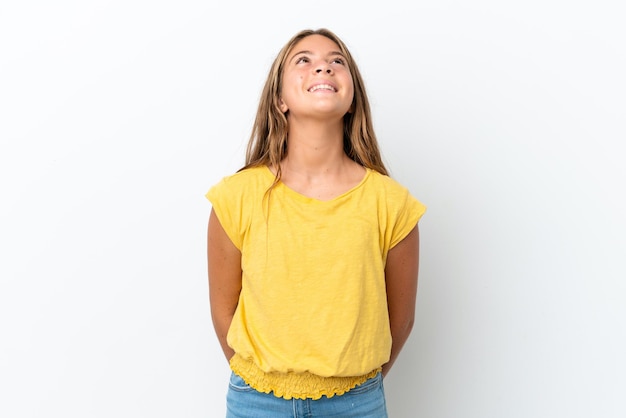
[241,28,388,182]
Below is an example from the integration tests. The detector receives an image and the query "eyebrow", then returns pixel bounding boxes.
[290,50,346,62]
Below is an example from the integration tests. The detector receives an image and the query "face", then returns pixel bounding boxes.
[279,34,354,120]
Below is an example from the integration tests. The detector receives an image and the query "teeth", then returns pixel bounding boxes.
[309,84,335,92]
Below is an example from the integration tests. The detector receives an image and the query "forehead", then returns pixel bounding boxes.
[288,34,343,57]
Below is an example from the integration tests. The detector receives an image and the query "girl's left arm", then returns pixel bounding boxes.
[382,224,420,377]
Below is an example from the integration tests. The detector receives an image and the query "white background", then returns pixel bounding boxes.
[1,1,625,417]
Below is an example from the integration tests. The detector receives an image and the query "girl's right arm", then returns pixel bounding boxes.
[207,208,242,361]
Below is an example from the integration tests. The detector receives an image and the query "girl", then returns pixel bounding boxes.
[206,28,426,418]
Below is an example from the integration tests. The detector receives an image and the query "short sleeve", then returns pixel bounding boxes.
[389,189,427,249]
[205,178,244,250]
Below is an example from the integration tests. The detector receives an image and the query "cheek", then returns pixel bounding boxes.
[347,83,355,101]
[283,73,304,90]
[290,73,304,84]
[343,73,355,95]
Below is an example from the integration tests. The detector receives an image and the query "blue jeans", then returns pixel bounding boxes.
[226,372,388,418]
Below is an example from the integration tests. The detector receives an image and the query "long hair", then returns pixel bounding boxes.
[240,28,388,184]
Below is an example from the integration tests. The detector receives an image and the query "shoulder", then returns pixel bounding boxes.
[210,166,273,192]
[365,170,411,197]
[220,165,273,187]
[365,169,427,218]
[206,165,274,205]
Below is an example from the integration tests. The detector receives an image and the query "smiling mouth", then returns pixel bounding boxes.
[308,84,336,92]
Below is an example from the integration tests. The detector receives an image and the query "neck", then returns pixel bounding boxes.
[283,118,346,175]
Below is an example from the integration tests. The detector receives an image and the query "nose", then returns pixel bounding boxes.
[315,65,332,74]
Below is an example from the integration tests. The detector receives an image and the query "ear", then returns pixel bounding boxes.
[278,98,288,113]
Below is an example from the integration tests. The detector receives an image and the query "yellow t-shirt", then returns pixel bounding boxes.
[206,165,426,399]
